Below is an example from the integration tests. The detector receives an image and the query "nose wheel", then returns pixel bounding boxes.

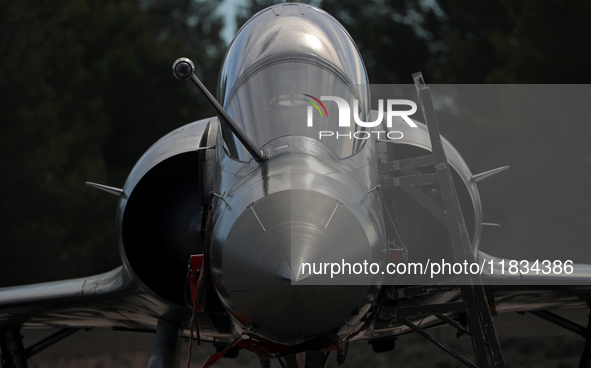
[278,351,329,368]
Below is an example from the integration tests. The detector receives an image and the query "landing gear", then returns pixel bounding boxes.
[278,351,330,368]
[580,311,591,368]
[147,318,180,368]
[369,337,396,353]
[0,327,82,368]
[0,328,28,368]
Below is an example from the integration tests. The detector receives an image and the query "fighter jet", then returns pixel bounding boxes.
[2,3,591,368]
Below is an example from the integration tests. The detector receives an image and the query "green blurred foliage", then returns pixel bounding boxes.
[486,0,591,83]
[321,0,437,84]
[288,0,591,83]
[0,0,225,286]
[2,0,591,286]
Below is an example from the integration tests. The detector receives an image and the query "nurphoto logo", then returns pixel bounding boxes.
[303,94,418,140]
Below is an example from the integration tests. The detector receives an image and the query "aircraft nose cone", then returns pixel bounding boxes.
[217,190,372,342]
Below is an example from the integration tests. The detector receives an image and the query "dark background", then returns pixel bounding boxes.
[2,1,591,367]
[3,0,590,286]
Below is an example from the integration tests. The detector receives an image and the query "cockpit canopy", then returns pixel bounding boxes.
[218,3,370,159]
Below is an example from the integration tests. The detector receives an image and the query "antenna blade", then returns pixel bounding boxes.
[481,222,501,227]
[85,182,124,197]
[471,166,510,183]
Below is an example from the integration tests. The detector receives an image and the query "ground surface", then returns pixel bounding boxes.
[22,309,588,368]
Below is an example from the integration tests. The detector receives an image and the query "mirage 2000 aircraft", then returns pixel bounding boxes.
[2,3,591,368]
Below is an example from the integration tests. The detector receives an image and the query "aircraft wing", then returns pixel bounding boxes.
[0,267,175,330]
